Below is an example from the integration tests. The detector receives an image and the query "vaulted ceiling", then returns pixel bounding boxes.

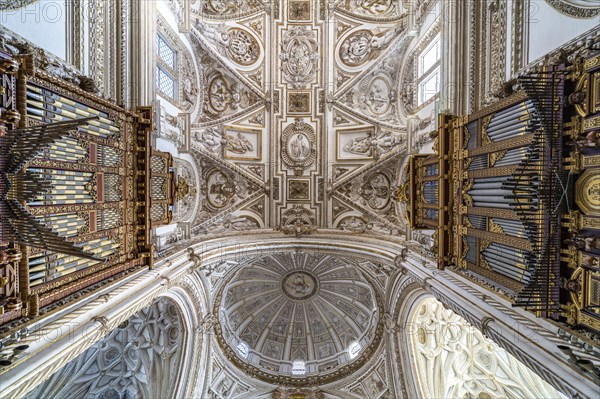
[215,252,383,384]
[177,0,415,239]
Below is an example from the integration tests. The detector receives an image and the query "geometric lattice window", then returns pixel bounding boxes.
[157,35,176,69]
[156,66,177,100]
[156,34,178,100]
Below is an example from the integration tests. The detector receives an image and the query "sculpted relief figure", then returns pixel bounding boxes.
[360,0,394,14]
[204,215,259,234]
[345,136,372,155]
[194,127,226,153]
[335,0,402,18]
[225,132,254,154]
[344,130,404,157]
[365,77,392,115]
[339,216,367,233]
[201,0,261,16]
[290,134,310,160]
[181,75,198,110]
[281,119,316,171]
[197,23,260,66]
[196,22,230,47]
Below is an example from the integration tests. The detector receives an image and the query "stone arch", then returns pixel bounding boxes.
[161,271,210,398]
[24,297,187,399]
[389,276,429,399]
[401,296,567,399]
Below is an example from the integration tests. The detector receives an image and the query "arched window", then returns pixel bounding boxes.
[236,341,250,359]
[291,360,306,375]
[347,341,362,359]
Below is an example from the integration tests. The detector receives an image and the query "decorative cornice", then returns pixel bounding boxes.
[545,0,600,18]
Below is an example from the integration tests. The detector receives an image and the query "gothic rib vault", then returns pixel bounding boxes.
[173,1,414,240]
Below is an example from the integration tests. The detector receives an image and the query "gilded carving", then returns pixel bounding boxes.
[288,1,311,21]
[287,91,311,114]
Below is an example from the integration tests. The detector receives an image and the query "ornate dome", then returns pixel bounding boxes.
[214,251,383,384]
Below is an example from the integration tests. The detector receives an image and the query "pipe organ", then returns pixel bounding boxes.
[407,54,600,334]
[0,53,174,329]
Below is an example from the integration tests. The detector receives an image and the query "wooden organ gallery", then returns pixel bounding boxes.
[406,55,600,335]
[0,52,174,333]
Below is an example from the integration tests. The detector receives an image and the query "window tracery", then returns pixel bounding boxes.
[407,297,567,399]
[24,297,184,399]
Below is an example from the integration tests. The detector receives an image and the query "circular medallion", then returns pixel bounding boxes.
[588,180,600,206]
[208,75,232,113]
[206,170,235,209]
[281,270,318,300]
[360,172,391,210]
[340,30,373,67]
[227,29,260,66]
[366,77,391,115]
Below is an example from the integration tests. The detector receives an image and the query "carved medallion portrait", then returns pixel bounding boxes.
[281,271,318,300]
[206,170,236,209]
[206,72,235,114]
[281,119,316,173]
[366,77,392,115]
